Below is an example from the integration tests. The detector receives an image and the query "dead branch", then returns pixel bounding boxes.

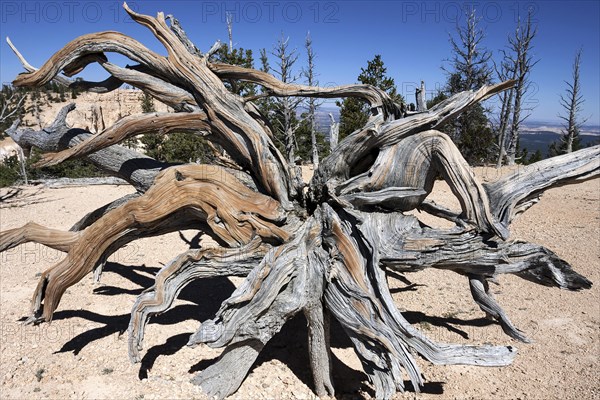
[1,5,596,399]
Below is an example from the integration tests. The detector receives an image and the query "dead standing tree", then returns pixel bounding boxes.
[1,5,599,399]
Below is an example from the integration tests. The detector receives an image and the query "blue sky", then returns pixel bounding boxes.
[1,0,599,125]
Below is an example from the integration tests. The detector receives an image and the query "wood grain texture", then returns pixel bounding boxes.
[2,4,598,399]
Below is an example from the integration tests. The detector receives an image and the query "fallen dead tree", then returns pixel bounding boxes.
[1,4,598,399]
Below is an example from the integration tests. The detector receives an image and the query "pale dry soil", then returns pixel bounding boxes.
[0,166,598,400]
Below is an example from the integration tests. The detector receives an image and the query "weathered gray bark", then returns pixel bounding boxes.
[494,58,516,168]
[5,106,165,192]
[1,4,598,400]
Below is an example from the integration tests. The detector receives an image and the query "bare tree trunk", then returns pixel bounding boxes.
[561,49,584,154]
[271,35,301,165]
[505,12,537,166]
[328,113,338,150]
[304,33,320,168]
[494,58,515,168]
[16,145,28,185]
[416,80,427,112]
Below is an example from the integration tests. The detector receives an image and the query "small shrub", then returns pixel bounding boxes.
[35,368,45,382]
[0,156,22,187]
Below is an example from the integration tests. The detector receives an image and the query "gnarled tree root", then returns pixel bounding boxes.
[27,164,290,323]
[128,238,268,362]
[2,4,598,398]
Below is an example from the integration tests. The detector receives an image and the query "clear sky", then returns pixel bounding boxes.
[1,0,598,125]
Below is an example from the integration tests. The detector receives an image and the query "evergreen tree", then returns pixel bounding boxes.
[443,10,494,165]
[210,47,257,97]
[138,93,164,159]
[137,92,209,163]
[337,97,368,141]
[256,48,275,118]
[527,149,543,164]
[140,92,156,113]
[161,132,209,164]
[295,112,330,162]
[426,90,449,109]
[336,55,401,140]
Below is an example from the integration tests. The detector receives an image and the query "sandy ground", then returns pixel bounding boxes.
[0,167,598,400]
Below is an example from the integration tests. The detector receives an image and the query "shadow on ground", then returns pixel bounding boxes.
[36,261,498,397]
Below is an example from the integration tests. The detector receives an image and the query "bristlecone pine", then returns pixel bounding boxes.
[2,4,598,399]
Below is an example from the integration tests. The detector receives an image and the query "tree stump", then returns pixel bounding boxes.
[2,4,598,399]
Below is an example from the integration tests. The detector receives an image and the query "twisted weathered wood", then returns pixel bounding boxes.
[0,222,79,253]
[6,104,165,192]
[486,144,600,225]
[208,62,402,119]
[468,274,530,343]
[128,238,268,362]
[191,213,327,397]
[336,130,509,239]
[2,4,597,399]
[29,165,289,323]
[34,111,210,167]
[11,18,294,206]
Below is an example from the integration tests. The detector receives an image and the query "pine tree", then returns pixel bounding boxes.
[140,92,156,113]
[337,55,401,140]
[337,97,368,141]
[211,47,257,97]
[138,93,165,159]
[256,48,275,117]
[443,10,494,164]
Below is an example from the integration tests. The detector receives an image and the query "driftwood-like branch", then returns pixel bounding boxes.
[12,32,170,87]
[128,238,268,362]
[485,144,600,225]
[0,222,79,253]
[99,62,199,111]
[7,37,73,88]
[34,111,210,167]
[2,4,597,399]
[165,15,202,57]
[27,164,290,323]
[6,104,165,192]
[208,62,402,119]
